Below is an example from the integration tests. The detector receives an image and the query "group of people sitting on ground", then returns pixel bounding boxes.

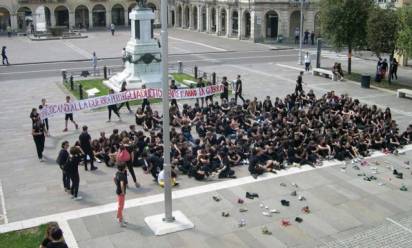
[59,87,412,186]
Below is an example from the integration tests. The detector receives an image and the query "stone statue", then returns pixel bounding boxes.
[136,0,147,8]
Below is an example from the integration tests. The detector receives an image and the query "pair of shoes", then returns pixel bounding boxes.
[298,196,306,201]
[212,196,221,202]
[39,158,45,162]
[237,198,244,204]
[400,185,408,191]
[261,226,272,235]
[221,212,230,217]
[119,220,127,227]
[63,128,68,132]
[280,200,290,207]
[270,209,279,213]
[245,192,259,199]
[239,207,248,212]
[290,190,297,196]
[74,196,83,201]
[280,182,287,187]
[295,217,303,223]
[302,206,310,213]
[238,219,246,227]
[353,165,360,170]
[262,211,272,217]
[91,166,98,171]
[281,219,290,226]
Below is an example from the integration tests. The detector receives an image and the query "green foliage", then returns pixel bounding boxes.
[320,0,374,50]
[396,5,412,57]
[0,224,47,248]
[367,7,398,57]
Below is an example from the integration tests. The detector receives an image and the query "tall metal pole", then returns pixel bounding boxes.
[298,0,304,65]
[160,0,174,222]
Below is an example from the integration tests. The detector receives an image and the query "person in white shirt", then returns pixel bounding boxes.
[110,23,115,36]
[304,52,311,72]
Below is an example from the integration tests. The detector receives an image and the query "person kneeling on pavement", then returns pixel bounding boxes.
[248,148,278,178]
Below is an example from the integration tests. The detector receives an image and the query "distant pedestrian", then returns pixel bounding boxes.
[310,31,315,45]
[304,52,311,71]
[304,30,309,44]
[118,82,133,113]
[56,141,70,192]
[2,46,9,65]
[107,89,121,122]
[67,146,83,200]
[32,115,46,162]
[295,71,304,95]
[30,23,35,34]
[114,163,127,227]
[390,58,398,80]
[294,27,300,44]
[6,25,11,37]
[63,95,79,132]
[235,75,245,104]
[79,125,97,171]
[381,59,388,80]
[110,23,116,36]
[39,98,49,136]
[375,58,382,82]
[91,52,98,76]
[220,76,229,102]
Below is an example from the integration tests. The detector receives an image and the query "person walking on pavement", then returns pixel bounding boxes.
[32,115,46,162]
[304,52,311,72]
[56,141,71,193]
[390,58,399,80]
[63,96,79,132]
[79,125,97,171]
[2,46,9,65]
[235,75,245,104]
[67,146,83,200]
[91,52,98,76]
[295,71,304,95]
[110,23,116,36]
[118,82,133,114]
[220,76,229,102]
[39,98,50,136]
[114,163,128,227]
[7,26,12,37]
[310,31,315,45]
[141,84,151,111]
[294,27,300,44]
[107,89,122,122]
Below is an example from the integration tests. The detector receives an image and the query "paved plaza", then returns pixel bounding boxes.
[0,29,411,247]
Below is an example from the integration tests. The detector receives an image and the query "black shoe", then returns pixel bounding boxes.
[393,169,399,175]
[252,193,259,198]
[85,167,88,171]
[281,200,290,207]
[246,192,254,199]
[295,217,303,223]
[91,166,98,171]
[396,173,403,179]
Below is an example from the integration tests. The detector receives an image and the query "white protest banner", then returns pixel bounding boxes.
[40,84,224,119]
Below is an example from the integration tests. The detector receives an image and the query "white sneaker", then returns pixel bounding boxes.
[39,158,45,162]
[270,209,279,213]
[96,158,102,163]
[262,211,272,217]
[74,196,83,200]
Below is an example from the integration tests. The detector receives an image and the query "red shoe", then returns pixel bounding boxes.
[63,128,68,132]
[302,206,310,213]
[281,219,290,226]
[237,198,244,204]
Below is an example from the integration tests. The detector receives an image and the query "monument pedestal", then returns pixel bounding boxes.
[104,6,162,91]
[144,210,194,236]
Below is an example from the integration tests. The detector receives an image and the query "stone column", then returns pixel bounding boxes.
[69,12,75,29]
[238,9,242,39]
[251,10,263,42]
[216,6,220,35]
[124,9,129,26]
[89,11,93,27]
[51,12,56,27]
[206,6,210,33]
[106,10,112,27]
[197,5,202,31]
[226,7,231,37]
[10,14,18,31]
[279,10,289,38]
[189,6,193,29]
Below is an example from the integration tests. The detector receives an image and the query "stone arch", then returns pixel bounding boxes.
[75,5,89,28]
[54,5,69,27]
[220,8,227,35]
[0,7,11,32]
[112,4,125,25]
[192,5,198,30]
[184,5,190,28]
[92,4,106,27]
[290,10,301,40]
[210,7,216,32]
[231,9,238,36]
[243,10,251,38]
[17,6,32,31]
[264,10,279,39]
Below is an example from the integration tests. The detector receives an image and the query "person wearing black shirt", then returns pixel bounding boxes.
[114,163,127,227]
[79,125,97,171]
[146,150,164,181]
[170,80,179,109]
[390,58,398,80]
[67,146,82,200]
[295,71,304,95]
[57,141,70,192]
[107,89,121,122]
[40,223,59,248]
[30,108,39,124]
[118,81,133,113]
[310,31,315,45]
[220,76,229,102]
[32,115,46,162]
[196,78,205,108]
[235,75,245,104]
[2,46,9,65]
[46,227,68,248]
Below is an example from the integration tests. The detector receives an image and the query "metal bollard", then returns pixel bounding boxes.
[177,61,183,73]
[194,65,198,79]
[70,75,74,90]
[103,65,108,79]
[61,69,67,83]
[79,84,83,99]
[212,72,216,85]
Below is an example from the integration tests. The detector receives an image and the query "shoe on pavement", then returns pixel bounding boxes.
[262,211,272,217]
[74,196,83,200]
[298,196,306,201]
[280,182,287,187]
[400,185,408,191]
[290,190,297,196]
[281,219,291,226]
[91,166,98,171]
[212,196,221,202]
[221,212,230,217]
[281,200,290,207]
[135,182,141,188]
[238,219,246,227]
[302,206,310,213]
[239,207,248,213]
[63,128,68,132]
[270,209,279,213]
[237,198,244,204]
[295,217,303,223]
[119,221,127,227]
[261,226,272,235]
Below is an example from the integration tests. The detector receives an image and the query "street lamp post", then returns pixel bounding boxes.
[298,0,304,65]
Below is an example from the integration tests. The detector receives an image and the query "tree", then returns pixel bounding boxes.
[320,0,374,74]
[396,5,412,60]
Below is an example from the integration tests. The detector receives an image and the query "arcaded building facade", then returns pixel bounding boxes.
[0,0,320,42]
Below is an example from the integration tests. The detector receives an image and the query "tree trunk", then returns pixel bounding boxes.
[348,45,352,75]
[388,52,394,84]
